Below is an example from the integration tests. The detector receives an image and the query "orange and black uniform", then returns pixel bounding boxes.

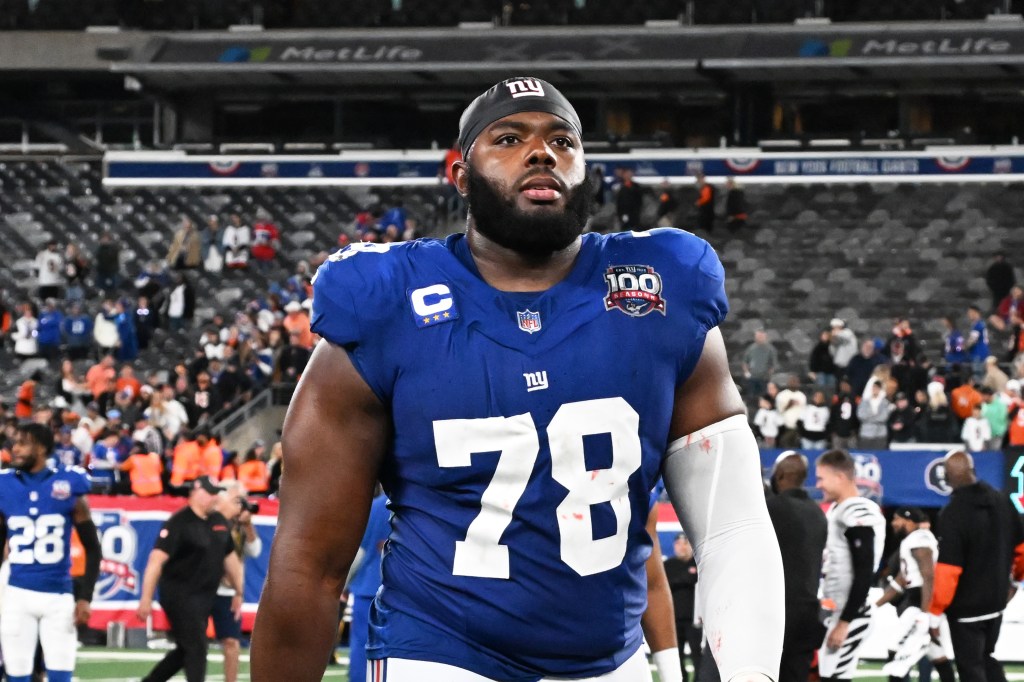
[930,480,1024,682]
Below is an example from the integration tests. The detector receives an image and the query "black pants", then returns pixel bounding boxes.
[677,621,703,682]
[781,601,826,682]
[143,591,214,682]
[948,615,1006,682]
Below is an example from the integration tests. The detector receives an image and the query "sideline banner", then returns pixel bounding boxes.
[87,495,279,632]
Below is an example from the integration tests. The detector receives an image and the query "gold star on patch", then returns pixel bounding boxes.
[422,317,431,324]
[433,314,441,321]
[442,311,450,318]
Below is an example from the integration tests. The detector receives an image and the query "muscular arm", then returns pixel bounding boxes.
[72,497,102,624]
[250,342,390,682]
[641,505,677,653]
[642,504,683,682]
[839,527,876,623]
[662,328,784,682]
[913,547,935,615]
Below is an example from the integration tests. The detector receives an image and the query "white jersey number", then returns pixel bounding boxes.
[433,397,642,579]
[7,514,66,565]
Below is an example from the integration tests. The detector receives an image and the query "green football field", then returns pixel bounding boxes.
[70,648,1024,681]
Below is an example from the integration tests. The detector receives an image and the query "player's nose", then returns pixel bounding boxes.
[524,138,556,168]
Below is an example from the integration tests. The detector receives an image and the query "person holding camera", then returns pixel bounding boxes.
[211,480,262,682]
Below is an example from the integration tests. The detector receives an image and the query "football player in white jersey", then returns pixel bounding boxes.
[0,423,101,682]
[815,449,886,682]
[875,507,955,682]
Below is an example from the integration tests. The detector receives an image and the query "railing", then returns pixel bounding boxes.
[209,382,297,440]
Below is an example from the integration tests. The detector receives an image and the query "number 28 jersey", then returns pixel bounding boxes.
[311,229,728,681]
[0,465,90,595]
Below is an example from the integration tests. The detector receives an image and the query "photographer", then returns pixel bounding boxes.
[212,480,263,682]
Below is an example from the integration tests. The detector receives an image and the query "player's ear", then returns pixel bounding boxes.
[452,160,470,198]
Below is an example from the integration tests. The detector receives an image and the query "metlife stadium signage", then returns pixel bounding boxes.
[104,148,1024,187]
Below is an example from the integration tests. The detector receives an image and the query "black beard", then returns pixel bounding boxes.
[466,164,594,259]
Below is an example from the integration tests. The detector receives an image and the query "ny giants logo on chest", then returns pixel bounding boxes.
[51,480,71,500]
[603,264,666,317]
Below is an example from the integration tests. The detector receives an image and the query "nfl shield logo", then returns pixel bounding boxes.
[516,310,542,334]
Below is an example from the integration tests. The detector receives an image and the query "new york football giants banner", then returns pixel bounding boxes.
[87,496,279,632]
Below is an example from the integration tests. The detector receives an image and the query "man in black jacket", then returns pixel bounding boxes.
[663,533,701,682]
[929,450,1024,682]
[767,452,828,682]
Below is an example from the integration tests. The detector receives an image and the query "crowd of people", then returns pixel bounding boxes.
[743,283,1024,453]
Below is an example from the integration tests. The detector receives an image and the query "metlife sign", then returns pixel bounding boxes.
[276,45,423,62]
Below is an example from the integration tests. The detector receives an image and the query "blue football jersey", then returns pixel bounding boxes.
[0,465,91,594]
[311,229,727,681]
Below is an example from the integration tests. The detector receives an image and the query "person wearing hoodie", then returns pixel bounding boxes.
[856,380,891,449]
[928,451,1024,682]
[36,299,64,361]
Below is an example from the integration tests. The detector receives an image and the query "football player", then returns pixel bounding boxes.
[815,449,886,682]
[0,422,101,682]
[252,76,783,682]
[875,507,955,682]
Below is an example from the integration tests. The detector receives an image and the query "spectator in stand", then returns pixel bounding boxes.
[134,295,157,351]
[798,390,830,449]
[201,215,222,265]
[887,392,917,445]
[80,401,107,441]
[919,386,956,443]
[14,371,40,420]
[694,172,715,233]
[12,301,38,360]
[984,252,1015,312]
[89,428,124,492]
[120,441,164,497]
[266,441,283,497]
[830,380,859,449]
[61,302,93,360]
[982,356,1009,394]
[164,272,195,332]
[829,318,858,373]
[110,299,139,362]
[966,305,990,379]
[112,388,141,426]
[753,395,783,447]
[167,217,203,270]
[809,330,837,390]
[93,299,120,356]
[1001,380,1022,411]
[63,242,88,302]
[846,339,882,398]
[977,387,1007,449]
[943,316,968,366]
[776,375,808,448]
[193,430,224,481]
[662,533,701,682]
[960,404,991,452]
[238,441,269,495]
[57,359,90,411]
[951,375,983,426]
[724,177,747,232]
[36,298,64,361]
[274,329,313,382]
[655,179,679,228]
[95,231,121,293]
[147,386,189,446]
[990,285,1024,334]
[282,300,314,350]
[185,371,222,428]
[379,199,410,235]
[857,380,891,449]
[52,426,83,467]
[251,212,280,271]
[223,213,252,270]
[86,355,117,413]
[35,239,64,300]
[131,412,163,456]
[887,317,920,361]
[888,338,917,396]
[742,329,778,402]
[615,167,646,231]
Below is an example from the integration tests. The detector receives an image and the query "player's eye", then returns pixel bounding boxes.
[495,134,520,145]
[551,136,575,149]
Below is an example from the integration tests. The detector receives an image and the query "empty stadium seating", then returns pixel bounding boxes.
[1,158,1018,405]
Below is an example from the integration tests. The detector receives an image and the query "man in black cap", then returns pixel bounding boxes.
[136,476,243,682]
[874,507,955,682]
[253,76,783,682]
[766,452,828,682]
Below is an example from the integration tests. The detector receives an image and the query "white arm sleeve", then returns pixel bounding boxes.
[662,414,784,682]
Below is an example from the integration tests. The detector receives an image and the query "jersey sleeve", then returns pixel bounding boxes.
[310,243,405,402]
[154,515,182,556]
[68,466,91,496]
[643,229,728,383]
[839,501,879,529]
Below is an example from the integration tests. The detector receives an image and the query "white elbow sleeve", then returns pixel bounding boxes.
[662,414,784,682]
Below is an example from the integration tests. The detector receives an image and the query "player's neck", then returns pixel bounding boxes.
[466,226,581,292]
[834,485,860,504]
[189,499,209,519]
